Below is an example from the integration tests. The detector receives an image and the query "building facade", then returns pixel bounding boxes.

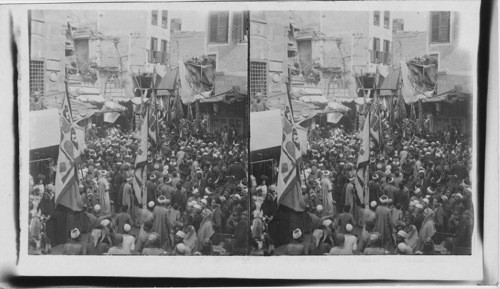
[204,11,249,134]
[425,11,474,134]
[169,30,206,66]
[97,10,171,96]
[29,10,70,99]
[393,30,429,64]
[249,11,290,99]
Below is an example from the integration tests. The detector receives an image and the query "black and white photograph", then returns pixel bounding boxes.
[0,0,497,284]
[249,9,478,256]
[26,8,250,256]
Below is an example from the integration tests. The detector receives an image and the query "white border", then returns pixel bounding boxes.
[0,0,495,283]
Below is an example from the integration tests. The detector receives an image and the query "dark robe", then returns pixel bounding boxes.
[39,196,56,245]
[152,205,171,250]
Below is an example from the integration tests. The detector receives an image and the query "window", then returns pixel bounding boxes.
[373,11,380,26]
[161,40,168,53]
[159,39,168,64]
[373,37,380,52]
[151,10,158,26]
[209,11,229,43]
[232,11,244,42]
[371,38,381,63]
[384,11,390,29]
[382,40,392,65]
[250,61,267,98]
[150,37,158,51]
[431,11,450,43]
[30,60,44,97]
[161,10,168,29]
[149,37,158,63]
[383,40,391,53]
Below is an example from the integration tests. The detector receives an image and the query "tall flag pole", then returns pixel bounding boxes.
[354,110,371,207]
[369,92,382,151]
[149,68,158,149]
[133,106,149,207]
[371,68,383,151]
[54,81,84,212]
[277,79,307,212]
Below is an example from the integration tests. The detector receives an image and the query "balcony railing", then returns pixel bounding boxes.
[148,50,169,65]
[370,50,392,65]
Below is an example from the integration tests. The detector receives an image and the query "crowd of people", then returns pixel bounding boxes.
[29,117,250,256]
[250,120,474,256]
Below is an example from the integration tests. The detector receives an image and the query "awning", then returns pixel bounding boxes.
[69,86,101,96]
[157,68,178,91]
[379,67,401,96]
[76,94,106,105]
[266,95,322,122]
[214,75,247,96]
[292,87,324,96]
[131,97,150,105]
[326,101,350,112]
[251,110,282,152]
[299,94,329,104]
[30,109,60,150]
[400,61,434,104]
[101,101,127,113]
[436,74,473,95]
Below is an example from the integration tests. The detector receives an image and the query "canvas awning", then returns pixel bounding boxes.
[379,67,401,96]
[326,101,350,112]
[30,109,60,150]
[157,68,178,91]
[266,95,322,122]
[436,75,473,96]
[299,94,329,104]
[250,110,282,152]
[101,101,127,113]
[131,97,150,105]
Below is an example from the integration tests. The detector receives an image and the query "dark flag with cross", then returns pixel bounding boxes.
[55,85,84,212]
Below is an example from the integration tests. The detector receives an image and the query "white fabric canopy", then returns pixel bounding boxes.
[30,109,60,150]
[250,110,282,152]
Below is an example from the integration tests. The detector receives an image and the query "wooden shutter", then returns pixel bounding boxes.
[431,12,440,42]
[438,12,450,42]
[216,11,229,42]
[209,12,219,42]
[232,11,243,42]
[209,11,228,43]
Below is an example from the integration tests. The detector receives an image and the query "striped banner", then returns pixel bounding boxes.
[354,111,370,206]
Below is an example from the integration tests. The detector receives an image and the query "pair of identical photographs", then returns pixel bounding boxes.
[21,0,484,280]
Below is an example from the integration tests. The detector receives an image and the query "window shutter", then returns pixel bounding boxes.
[232,11,243,42]
[209,13,219,42]
[431,12,440,42]
[216,11,229,42]
[438,12,450,42]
